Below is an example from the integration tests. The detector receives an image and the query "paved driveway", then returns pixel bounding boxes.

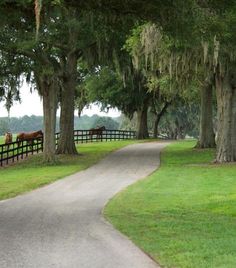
[0,142,167,268]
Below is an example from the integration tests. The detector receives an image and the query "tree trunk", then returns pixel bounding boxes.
[41,78,58,163]
[56,52,78,155]
[215,72,236,162]
[196,84,216,148]
[153,102,170,138]
[153,117,159,138]
[137,103,149,139]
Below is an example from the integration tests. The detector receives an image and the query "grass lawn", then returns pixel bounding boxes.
[0,140,137,201]
[105,140,236,268]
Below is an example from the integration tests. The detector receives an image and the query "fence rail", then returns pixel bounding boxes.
[55,129,136,144]
[0,129,136,167]
[0,138,43,167]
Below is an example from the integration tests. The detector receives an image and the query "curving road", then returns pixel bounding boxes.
[0,142,167,268]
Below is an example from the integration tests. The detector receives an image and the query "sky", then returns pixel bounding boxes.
[0,84,121,118]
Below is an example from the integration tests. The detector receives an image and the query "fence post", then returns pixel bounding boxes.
[0,128,138,168]
[1,145,3,166]
[26,141,28,157]
[30,140,32,155]
[12,143,15,163]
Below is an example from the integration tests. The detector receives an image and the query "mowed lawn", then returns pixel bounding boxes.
[105,141,236,268]
[0,140,136,200]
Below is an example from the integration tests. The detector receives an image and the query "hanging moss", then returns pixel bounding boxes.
[213,35,220,70]
[125,22,223,96]
[140,23,162,71]
[35,0,42,39]
[202,41,209,64]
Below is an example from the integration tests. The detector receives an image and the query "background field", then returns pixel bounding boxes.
[0,134,17,144]
[105,141,236,268]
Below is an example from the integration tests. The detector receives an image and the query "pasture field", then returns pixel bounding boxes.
[0,140,137,200]
[0,134,17,144]
[105,141,236,268]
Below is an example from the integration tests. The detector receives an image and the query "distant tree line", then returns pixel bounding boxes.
[0,115,120,135]
[0,107,201,139]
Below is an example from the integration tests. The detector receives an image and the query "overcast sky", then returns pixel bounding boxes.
[0,84,121,118]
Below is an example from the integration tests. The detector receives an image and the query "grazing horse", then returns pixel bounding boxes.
[16,130,43,147]
[5,132,13,148]
[89,126,106,140]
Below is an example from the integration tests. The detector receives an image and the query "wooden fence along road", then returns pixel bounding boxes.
[0,129,136,167]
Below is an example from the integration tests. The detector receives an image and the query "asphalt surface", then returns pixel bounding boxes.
[0,142,167,268]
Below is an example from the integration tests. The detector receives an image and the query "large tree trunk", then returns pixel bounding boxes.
[215,72,236,162]
[153,102,170,138]
[137,102,149,139]
[41,78,58,163]
[196,84,216,148]
[56,52,77,155]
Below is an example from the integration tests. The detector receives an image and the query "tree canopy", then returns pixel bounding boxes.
[0,0,236,162]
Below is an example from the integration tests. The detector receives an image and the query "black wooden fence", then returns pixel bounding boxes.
[0,129,136,167]
[0,138,43,167]
[55,129,136,144]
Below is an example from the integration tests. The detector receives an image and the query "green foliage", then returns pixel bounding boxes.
[119,114,137,131]
[0,120,9,135]
[75,66,90,117]
[158,101,200,139]
[92,116,119,130]
[0,115,120,138]
[0,52,27,115]
[1,0,236,160]
[74,115,95,130]
[83,66,152,118]
[105,140,236,268]
[86,67,124,110]
[75,114,120,130]
[0,116,44,134]
[119,99,200,139]
[124,24,144,55]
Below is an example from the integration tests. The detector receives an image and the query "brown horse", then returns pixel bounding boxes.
[5,132,13,148]
[89,126,106,140]
[16,130,43,147]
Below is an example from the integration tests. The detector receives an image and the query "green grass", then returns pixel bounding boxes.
[0,136,4,144]
[105,140,236,268]
[0,140,137,200]
[0,134,17,144]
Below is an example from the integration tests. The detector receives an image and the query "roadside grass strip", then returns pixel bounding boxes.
[105,140,236,268]
[0,140,136,201]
